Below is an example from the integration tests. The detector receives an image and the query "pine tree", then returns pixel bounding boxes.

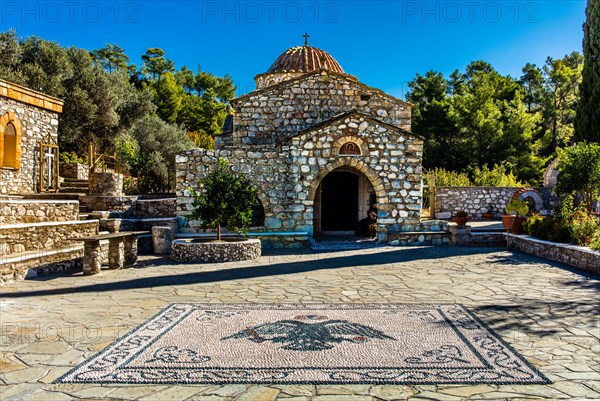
[574,0,600,143]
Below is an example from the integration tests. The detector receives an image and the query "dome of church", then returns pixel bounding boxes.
[266,46,344,74]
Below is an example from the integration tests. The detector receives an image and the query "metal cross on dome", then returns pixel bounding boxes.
[303,33,310,46]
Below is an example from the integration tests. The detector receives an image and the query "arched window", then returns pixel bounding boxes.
[250,196,266,227]
[0,113,22,169]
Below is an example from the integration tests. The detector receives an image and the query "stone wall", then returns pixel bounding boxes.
[177,112,423,242]
[435,187,558,219]
[0,220,98,256]
[89,172,123,196]
[387,220,451,246]
[60,163,89,180]
[1,247,84,285]
[229,70,411,146]
[0,200,79,224]
[82,196,176,218]
[435,187,519,219]
[171,239,261,263]
[1,80,63,195]
[508,234,600,276]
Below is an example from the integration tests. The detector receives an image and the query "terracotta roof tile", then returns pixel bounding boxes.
[266,46,344,74]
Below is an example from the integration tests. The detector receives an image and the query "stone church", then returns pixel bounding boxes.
[176,41,425,246]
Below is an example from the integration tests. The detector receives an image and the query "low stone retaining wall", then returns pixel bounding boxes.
[103,217,177,233]
[171,238,262,263]
[1,248,84,285]
[388,220,451,246]
[508,234,600,275]
[248,232,309,249]
[0,200,79,224]
[0,220,99,256]
[82,196,176,218]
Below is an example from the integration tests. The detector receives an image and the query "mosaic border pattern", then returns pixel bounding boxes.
[56,304,550,385]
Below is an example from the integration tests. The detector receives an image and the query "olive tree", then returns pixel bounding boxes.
[188,158,257,240]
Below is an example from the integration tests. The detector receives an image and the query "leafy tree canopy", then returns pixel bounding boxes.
[188,158,258,240]
[555,142,600,211]
[575,0,600,143]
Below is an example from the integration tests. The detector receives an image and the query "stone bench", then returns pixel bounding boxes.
[70,231,149,275]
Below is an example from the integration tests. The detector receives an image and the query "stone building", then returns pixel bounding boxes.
[0,79,63,195]
[176,42,424,244]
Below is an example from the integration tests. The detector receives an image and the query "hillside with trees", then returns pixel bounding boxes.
[1,25,595,191]
[0,30,234,193]
[406,54,584,186]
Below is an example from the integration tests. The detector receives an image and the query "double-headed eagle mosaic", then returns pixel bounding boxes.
[222,315,395,351]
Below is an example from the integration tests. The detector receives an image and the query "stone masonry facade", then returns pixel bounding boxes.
[223,70,412,146]
[177,111,423,242]
[0,79,63,195]
[177,47,423,243]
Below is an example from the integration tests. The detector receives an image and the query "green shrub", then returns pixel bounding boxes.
[431,168,472,186]
[523,214,552,240]
[590,232,600,252]
[59,151,85,165]
[569,208,600,246]
[123,174,139,195]
[505,198,529,217]
[188,158,258,240]
[472,164,525,187]
[548,219,573,244]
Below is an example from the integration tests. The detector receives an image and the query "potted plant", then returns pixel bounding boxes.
[504,198,529,234]
[453,210,470,226]
[502,201,516,228]
[482,203,494,220]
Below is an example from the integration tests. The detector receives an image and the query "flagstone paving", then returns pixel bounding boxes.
[0,246,598,400]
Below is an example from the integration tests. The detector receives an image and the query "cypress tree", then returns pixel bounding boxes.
[574,0,600,143]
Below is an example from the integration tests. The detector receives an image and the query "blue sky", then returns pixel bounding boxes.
[1,1,587,99]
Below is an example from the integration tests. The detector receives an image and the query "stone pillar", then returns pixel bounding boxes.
[124,236,138,266]
[108,238,125,269]
[89,172,124,196]
[83,240,102,275]
[152,226,174,254]
[449,224,472,246]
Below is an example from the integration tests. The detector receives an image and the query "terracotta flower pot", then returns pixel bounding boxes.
[453,217,469,227]
[482,213,493,220]
[501,214,515,229]
[510,216,526,234]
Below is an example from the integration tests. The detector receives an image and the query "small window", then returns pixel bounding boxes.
[1,115,21,170]
[2,122,17,168]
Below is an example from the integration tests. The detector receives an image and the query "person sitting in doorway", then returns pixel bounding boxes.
[355,207,377,238]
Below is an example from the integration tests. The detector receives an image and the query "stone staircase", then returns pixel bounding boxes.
[0,198,100,284]
[468,222,507,247]
[59,178,89,194]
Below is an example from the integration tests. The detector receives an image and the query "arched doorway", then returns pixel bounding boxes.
[314,168,376,236]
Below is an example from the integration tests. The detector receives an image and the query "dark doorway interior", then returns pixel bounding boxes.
[321,171,359,232]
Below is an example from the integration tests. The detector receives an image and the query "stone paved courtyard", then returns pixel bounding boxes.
[0,246,598,401]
